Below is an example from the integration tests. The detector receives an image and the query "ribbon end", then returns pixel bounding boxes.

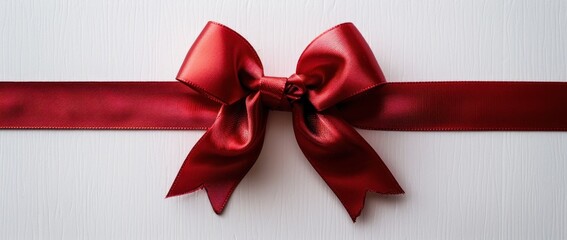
[348,200,364,223]
[165,181,237,215]
[338,182,405,222]
[378,181,405,195]
[165,177,204,199]
[165,192,175,199]
[165,187,191,199]
[345,188,405,223]
[204,182,237,215]
[331,188,367,223]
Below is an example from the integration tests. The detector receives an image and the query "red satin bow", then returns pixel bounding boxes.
[166,22,404,221]
[3,21,567,222]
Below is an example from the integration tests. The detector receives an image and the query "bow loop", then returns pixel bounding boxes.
[296,23,387,111]
[169,22,403,222]
[176,22,263,105]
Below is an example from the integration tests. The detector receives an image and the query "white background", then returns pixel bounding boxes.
[1,0,567,239]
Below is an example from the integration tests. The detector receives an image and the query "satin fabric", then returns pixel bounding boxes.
[0,82,218,129]
[4,81,567,131]
[341,81,567,131]
[2,22,567,221]
[168,22,404,221]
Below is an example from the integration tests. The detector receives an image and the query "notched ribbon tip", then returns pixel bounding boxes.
[166,182,236,215]
[346,185,405,222]
[203,183,237,214]
[340,182,406,222]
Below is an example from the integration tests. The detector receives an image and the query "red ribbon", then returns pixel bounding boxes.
[1,21,567,221]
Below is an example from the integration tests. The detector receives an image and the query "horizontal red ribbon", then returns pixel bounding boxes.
[2,21,567,221]
[0,82,218,130]
[2,81,566,131]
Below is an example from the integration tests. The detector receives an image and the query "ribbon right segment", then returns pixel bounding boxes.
[340,81,567,131]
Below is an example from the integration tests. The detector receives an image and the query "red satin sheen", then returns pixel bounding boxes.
[0,82,219,129]
[168,21,404,221]
[4,81,567,131]
[2,21,567,221]
[340,81,567,131]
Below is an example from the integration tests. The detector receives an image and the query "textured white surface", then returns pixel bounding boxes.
[1,0,567,239]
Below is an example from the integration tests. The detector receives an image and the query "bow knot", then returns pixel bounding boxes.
[259,74,305,111]
[169,21,403,222]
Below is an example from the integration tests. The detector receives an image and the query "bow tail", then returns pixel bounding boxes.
[166,93,268,214]
[291,102,404,221]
